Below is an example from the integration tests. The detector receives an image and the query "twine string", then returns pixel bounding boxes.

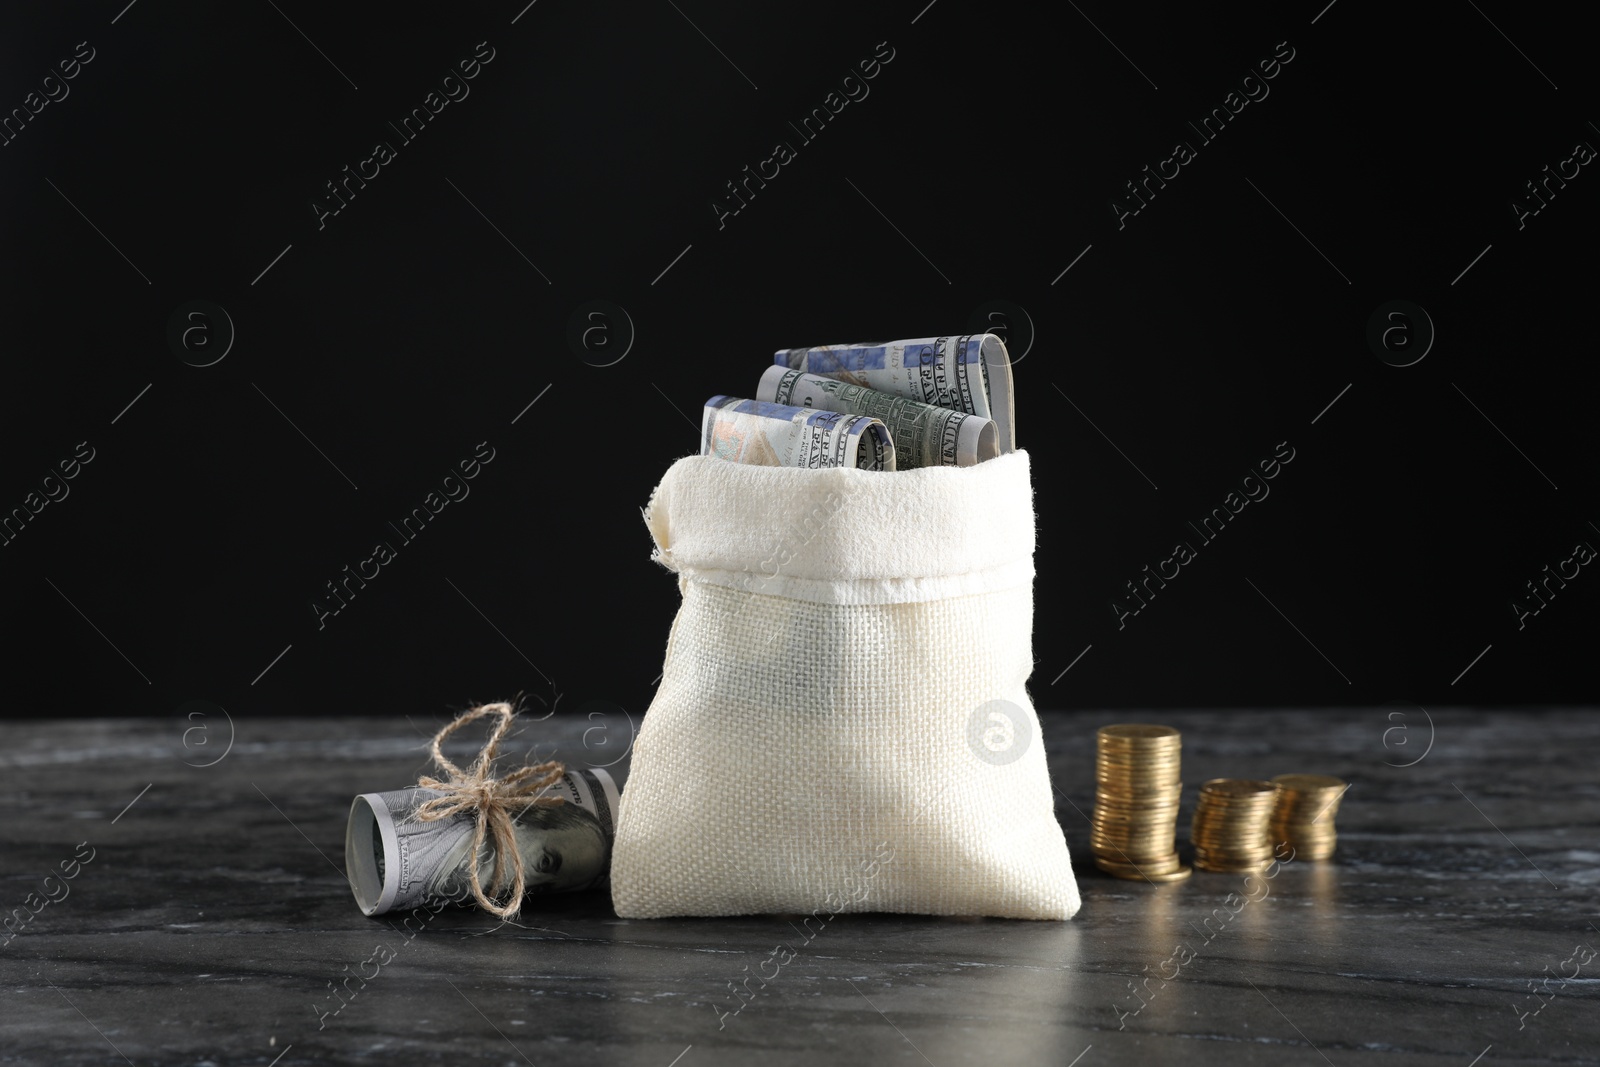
[413,701,565,917]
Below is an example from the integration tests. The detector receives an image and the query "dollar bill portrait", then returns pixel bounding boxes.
[507,801,613,895]
[424,800,613,901]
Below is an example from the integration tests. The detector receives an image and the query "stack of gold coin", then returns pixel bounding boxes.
[1190,779,1278,872]
[1269,774,1347,859]
[1091,724,1191,882]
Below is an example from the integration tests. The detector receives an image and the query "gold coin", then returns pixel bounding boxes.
[1098,733,1181,743]
[1097,774,1180,782]
[1093,799,1183,814]
[1199,778,1276,797]
[1193,858,1269,873]
[1096,859,1193,883]
[1098,724,1181,740]
[1271,774,1346,793]
[1097,780,1184,793]
[1093,843,1179,857]
[1095,854,1182,876]
[1097,782,1181,791]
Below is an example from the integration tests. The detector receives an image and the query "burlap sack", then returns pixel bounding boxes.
[610,450,1079,920]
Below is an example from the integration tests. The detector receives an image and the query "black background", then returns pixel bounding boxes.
[2,0,1594,722]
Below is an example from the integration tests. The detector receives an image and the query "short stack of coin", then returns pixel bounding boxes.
[1269,774,1347,859]
[1091,724,1191,882]
[1190,779,1278,872]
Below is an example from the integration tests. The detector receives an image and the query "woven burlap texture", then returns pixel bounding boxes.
[610,450,1080,920]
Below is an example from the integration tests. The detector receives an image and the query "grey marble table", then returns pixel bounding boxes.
[2,709,1597,1066]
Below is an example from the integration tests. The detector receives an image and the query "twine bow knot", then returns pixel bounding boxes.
[413,701,566,917]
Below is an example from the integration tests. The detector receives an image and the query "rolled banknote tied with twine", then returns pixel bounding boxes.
[412,702,566,918]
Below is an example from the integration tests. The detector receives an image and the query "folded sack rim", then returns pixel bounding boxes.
[645,449,1035,599]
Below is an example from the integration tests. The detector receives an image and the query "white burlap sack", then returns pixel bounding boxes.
[610,450,1079,920]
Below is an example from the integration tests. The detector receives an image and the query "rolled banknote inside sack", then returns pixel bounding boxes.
[773,333,1016,452]
[701,395,895,471]
[755,365,998,468]
[345,767,620,916]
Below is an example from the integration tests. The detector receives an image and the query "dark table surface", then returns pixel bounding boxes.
[3,708,1597,1066]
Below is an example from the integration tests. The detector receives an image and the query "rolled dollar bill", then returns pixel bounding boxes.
[773,334,1016,452]
[756,365,998,468]
[345,768,619,916]
[702,396,895,471]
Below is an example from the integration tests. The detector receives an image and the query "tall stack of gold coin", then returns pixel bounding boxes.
[1190,779,1278,872]
[1091,724,1191,882]
[1269,774,1347,859]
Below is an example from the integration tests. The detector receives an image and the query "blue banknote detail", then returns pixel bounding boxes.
[774,344,889,373]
